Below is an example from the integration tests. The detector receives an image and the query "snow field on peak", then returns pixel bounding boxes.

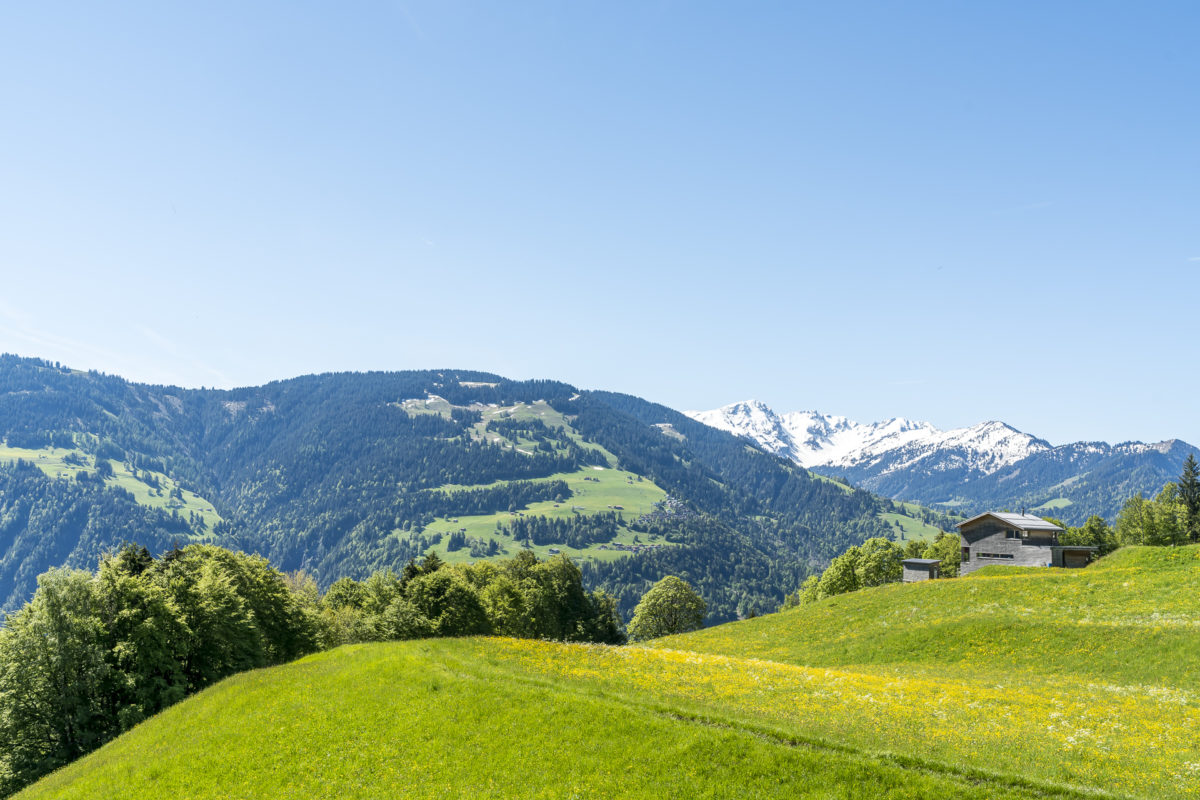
[686,401,1047,475]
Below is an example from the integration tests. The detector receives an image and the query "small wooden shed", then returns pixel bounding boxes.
[902,558,941,582]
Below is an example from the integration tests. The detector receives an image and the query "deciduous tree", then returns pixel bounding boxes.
[626,576,706,641]
[855,538,903,587]
[816,547,861,598]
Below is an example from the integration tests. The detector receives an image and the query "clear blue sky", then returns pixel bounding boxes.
[1,2,1197,446]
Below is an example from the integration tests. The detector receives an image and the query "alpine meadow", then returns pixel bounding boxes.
[3,355,1199,797]
[4,2,1200,798]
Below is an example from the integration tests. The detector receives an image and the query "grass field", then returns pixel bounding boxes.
[421,465,669,565]
[21,546,1199,799]
[810,472,854,493]
[1033,497,1075,511]
[397,399,670,564]
[648,546,1200,799]
[0,444,222,530]
[877,511,943,542]
[18,641,1094,800]
[468,399,615,463]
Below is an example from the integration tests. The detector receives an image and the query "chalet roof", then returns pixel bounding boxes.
[902,558,942,566]
[957,512,1064,532]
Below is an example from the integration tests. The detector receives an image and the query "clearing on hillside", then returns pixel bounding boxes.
[0,443,223,530]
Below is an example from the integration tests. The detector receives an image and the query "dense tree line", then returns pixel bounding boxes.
[1044,454,1199,551]
[784,532,962,607]
[317,550,622,645]
[0,543,622,797]
[584,514,806,623]
[0,544,315,796]
[506,512,621,548]
[1111,461,1200,545]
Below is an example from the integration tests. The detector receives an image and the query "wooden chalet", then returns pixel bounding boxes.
[958,512,1096,575]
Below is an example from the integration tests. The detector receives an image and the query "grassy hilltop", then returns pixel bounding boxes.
[20,546,1200,800]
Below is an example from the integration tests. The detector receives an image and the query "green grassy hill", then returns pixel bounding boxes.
[660,545,1200,686]
[20,546,1199,799]
[649,545,1200,798]
[15,641,1086,800]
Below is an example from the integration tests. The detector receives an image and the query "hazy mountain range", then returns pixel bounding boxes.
[687,400,1195,524]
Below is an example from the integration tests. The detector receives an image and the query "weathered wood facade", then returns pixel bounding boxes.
[957,512,1065,575]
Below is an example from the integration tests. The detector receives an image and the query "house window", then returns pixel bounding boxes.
[961,547,970,562]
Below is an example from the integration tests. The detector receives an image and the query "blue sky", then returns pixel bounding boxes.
[1,2,1197,446]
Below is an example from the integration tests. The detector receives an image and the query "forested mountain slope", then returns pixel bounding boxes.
[0,355,951,619]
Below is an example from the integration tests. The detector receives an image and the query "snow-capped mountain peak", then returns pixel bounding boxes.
[685,401,1195,525]
[687,400,795,459]
[685,401,1046,475]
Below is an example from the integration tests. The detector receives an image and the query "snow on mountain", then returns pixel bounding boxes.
[686,401,1194,525]
[686,400,1047,476]
[688,401,798,460]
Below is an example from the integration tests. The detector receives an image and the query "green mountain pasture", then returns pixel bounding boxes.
[22,546,1200,800]
[18,641,1070,800]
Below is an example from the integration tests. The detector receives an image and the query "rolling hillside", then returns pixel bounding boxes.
[0,355,957,619]
[19,546,1199,800]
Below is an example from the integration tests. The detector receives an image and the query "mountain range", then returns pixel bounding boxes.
[0,355,953,619]
[687,400,1194,525]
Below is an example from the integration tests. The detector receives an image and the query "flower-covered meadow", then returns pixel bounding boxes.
[483,637,1198,798]
[481,546,1200,799]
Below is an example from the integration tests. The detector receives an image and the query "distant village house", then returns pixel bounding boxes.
[958,512,1096,575]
